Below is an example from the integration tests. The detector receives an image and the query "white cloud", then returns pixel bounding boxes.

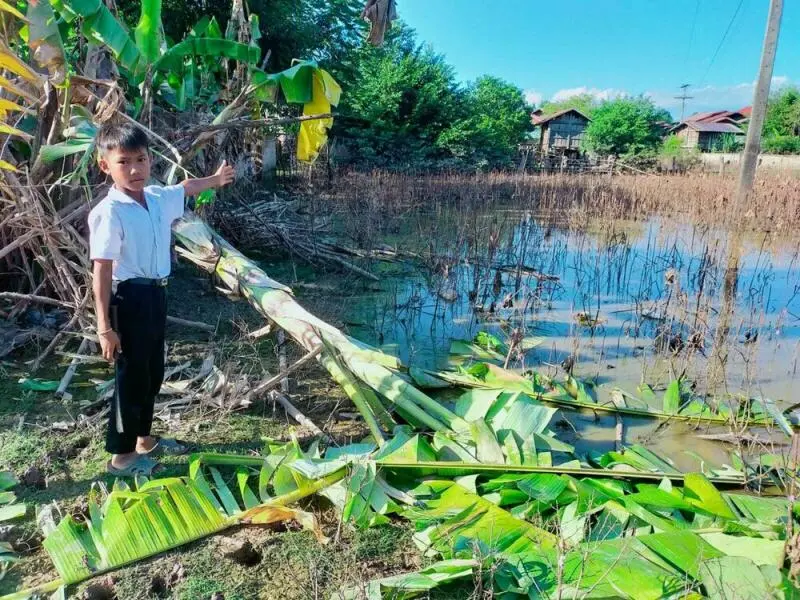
[551,86,628,103]
[772,75,790,88]
[524,89,543,107]
[645,75,793,118]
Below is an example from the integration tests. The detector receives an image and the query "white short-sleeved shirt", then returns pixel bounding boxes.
[88,184,185,281]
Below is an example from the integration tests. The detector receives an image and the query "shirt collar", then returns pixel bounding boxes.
[108,185,149,205]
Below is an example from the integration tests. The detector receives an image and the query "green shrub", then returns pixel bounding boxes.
[660,134,684,157]
[762,135,800,154]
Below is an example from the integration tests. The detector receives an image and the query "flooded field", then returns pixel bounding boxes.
[346,213,800,397]
[285,204,800,469]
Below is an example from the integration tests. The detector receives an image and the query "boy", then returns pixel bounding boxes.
[89,121,234,476]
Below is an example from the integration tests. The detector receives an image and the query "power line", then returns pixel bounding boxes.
[699,0,746,86]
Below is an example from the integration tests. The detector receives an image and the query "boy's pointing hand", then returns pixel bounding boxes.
[215,160,235,188]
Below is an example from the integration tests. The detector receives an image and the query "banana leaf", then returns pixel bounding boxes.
[338,559,478,599]
[699,556,796,599]
[133,0,164,64]
[38,138,94,162]
[0,39,43,84]
[297,69,340,162]
[0,0,25,20]
[0,473,24,587]
[50,0,141,73]
[426,363,785,429]
[32,450,344,595]
[189,16,223,39]
[155,38,260,74]
[398,471,797,598]
[0,74,39,104]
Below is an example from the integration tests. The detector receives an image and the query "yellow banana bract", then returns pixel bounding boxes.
[297,68,341,163]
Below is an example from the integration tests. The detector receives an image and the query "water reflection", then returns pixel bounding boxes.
[345,213,800,405]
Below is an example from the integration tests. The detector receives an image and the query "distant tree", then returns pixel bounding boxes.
[437,76,532,167]
[763,87,800,137]
[540,93,598,117]
[335,25,464,166]
[583,97,668,156]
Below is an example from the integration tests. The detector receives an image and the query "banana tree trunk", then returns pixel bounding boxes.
[173,213,468,442]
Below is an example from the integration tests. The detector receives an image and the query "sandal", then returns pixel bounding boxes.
[106,455,159,477]
[140,437,188,457]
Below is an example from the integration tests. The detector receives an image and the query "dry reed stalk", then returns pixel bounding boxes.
[326,170,800,238]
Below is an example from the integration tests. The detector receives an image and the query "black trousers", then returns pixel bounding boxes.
[106,281,167,454]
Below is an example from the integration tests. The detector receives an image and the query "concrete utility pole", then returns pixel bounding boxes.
[734,0,783,209]
[674,84,693,122]
[709,0,783,391]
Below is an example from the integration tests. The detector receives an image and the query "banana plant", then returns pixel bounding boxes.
[0,28,44,173]
[49,0,260,102]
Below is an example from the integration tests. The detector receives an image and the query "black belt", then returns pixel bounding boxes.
[118,277,169,287]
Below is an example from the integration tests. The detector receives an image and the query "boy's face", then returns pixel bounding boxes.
[99,147,150,192]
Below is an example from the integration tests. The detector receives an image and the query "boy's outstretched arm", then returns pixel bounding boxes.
[93,260,121,362]
[182,160,235,197]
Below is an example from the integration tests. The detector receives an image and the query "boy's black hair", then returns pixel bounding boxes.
[96,121,149,156]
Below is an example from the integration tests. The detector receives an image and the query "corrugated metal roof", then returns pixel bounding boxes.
[678,121,744,133]
[688,109,750,124]
[531,108,591,126]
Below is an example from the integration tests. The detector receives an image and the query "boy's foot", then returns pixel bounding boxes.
[137,436,188,457]
[107,454,158,477]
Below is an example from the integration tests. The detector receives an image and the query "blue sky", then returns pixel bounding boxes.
[399,0,800,118]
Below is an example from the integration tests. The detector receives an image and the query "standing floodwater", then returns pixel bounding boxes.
[336,211,800,405]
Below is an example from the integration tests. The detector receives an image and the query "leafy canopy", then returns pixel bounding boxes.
[437,75,532,168]
[762,86,800,154]
[583,97,671,157]
[540,93,598,118]
[763,86,800,137]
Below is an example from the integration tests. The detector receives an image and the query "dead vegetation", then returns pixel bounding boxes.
[326,170,800,237]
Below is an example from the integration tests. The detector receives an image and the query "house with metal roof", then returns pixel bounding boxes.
[670,120,745,151]
[530,108,591,155]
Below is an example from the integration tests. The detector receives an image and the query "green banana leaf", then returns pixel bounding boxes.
[133,0,164,64]
[34,449,343,594]
[189,16,223,39]
[338,559,478,600]
[38,138,94,163]
[395,469,797,598]
[0,473,24,586]
[250,60,317,104]
[425,363,784,429]
[50,0,141,73]
[155,37,260,74]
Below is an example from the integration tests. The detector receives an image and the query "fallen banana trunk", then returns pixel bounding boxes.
[174,214,794,441]
[173,213,472,444]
